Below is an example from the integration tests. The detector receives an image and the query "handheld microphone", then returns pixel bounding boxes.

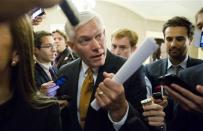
[59,0,79,26]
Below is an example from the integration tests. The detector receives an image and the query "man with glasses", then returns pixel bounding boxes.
[34,31,57,90]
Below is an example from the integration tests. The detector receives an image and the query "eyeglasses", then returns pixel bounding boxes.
[40,43,56,49]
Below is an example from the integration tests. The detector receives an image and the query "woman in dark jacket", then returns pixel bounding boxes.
[0,15,62,131]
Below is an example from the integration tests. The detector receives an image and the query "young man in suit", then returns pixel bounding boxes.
[110,28,165,128]
[34,31,57,90]
[165,7,203,114]
[163,7,203,131]
[52,30,78,69]
[56,11,150,131]
[145,16,203,129]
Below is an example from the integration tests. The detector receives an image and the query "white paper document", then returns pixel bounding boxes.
[91,37,159,111]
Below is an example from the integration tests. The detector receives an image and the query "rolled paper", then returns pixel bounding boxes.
[91,37,159,111]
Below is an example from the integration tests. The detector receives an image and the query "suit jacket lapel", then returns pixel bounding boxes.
[163,58,168,75]
[186,56,192,67]
[90,50,119,102]
[35,63,51,81]
[70,60,81,110]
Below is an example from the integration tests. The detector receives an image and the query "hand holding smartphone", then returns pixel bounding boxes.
[31,8,45,19]
[158,74,201,95]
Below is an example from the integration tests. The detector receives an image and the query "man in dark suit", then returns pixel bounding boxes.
[110,28,165,128]
[164,7,203,114]
[163,8,203,131]
[145,16,203,129]
[164,63,203,131]
[52,30,78,69]
[56,10,150,131]
[34,31,57,91]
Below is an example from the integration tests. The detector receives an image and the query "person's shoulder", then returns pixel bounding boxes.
[59,58,80,71]
[145,58,166,69]
[180,63,203,76]
[106,51,127,65]
[188,56,203,65]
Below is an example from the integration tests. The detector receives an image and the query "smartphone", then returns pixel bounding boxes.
[158,74,188,87]
[153,92,163,100]
[158,74,200,95]
[200,32,203,47]
[31,8,45,19]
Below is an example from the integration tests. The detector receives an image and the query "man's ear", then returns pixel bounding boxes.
[131,46,136,52]
[34,47,40,55]
[11,51,19,66]
[189,37,193,45]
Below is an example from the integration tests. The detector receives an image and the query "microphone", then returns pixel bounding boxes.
[59,0,79,26]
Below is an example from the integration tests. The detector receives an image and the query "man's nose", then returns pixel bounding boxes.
[170,39,177,47]
[114,48,121,55]
[91,38,101,49]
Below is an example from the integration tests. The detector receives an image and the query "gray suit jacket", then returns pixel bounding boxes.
[57,51,148,131]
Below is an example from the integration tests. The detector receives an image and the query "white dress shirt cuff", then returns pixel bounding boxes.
[108,103,129,131]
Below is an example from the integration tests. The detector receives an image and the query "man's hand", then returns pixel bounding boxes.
[142,103,165,127]
[153,96,168,108]
[40,81,57,95]
[57,100,68,110]
[95,72,128,122]
[164,84,203,113]
[32,15,45,26]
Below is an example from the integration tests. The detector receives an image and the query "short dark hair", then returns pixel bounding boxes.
[162,16,194,40]
[52,29,68,42]
[34,31,52,49]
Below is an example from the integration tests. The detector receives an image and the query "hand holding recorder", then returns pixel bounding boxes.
[141,98,166,127]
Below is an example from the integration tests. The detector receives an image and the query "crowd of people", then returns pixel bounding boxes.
[0,1,203,131]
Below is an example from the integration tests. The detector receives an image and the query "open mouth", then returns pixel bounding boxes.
[91,53,104,60]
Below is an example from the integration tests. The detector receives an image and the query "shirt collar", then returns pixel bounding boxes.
[36,61,52,70]
[81,61,98,74]
[167,55,188,69]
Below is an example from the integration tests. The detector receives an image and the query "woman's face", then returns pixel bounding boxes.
[0,23,13,73]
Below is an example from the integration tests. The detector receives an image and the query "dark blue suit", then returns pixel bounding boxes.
[35,63,58,89]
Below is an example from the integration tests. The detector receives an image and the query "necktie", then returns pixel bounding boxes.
[174,65,182,75]
[49,67,57,81]
[79,68,94,129]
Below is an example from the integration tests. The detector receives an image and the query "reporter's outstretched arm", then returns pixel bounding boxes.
[164,84,203,113]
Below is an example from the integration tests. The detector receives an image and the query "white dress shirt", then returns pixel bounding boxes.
[167,55,188,75]
[77,61,129,131]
